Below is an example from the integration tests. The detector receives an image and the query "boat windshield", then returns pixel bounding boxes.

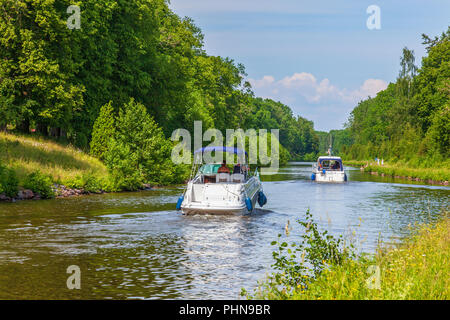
[319,159,342,170]
[198,164,221,174]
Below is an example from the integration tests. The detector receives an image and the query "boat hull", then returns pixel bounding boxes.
[313,170,346,183]
[180,176,261,215]
[181,203,251,216]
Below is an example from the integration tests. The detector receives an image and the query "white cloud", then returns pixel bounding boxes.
[251,75,275,88]
[248,73,388,130]
[279,72,317,88]
[347,79,389,102]
[248,73,387,104]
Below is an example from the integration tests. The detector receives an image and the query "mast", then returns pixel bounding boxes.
[327,134,332,156]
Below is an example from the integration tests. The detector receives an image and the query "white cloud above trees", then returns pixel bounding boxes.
[248,73,388,130]
[249,73,387,104]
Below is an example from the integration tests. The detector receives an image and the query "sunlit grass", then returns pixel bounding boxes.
[344,160,450,183]
[0,132,109,186]
[290,216,449,300]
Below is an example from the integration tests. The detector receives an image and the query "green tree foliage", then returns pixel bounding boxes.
[317,129,354,156]
[343,28,450,164]
[0,162,18,197]
[104,98,185,190]
[0,0,319,174]
[246,98,319,159]
[90,101,115,161]
[0,0,85,139]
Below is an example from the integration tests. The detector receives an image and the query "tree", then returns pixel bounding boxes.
[104,98,179,190]
[90,101,115,161]
[344,28,449,163]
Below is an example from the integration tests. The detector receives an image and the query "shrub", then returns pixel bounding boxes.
[66,173,103,193]
[103,98,183,189]
[105,138,144,191]
[90,101,115,161]
[24,171,54,199]
[0,163,19,197]
[242,210,355,299]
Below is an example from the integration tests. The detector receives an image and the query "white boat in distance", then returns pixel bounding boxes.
[176,146,267,215]
[311,156,347,183]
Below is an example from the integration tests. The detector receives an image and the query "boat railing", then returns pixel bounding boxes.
[313,163,344,172]
[195,172,250,184]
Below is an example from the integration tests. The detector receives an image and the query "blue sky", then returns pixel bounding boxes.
[169,0,450,131]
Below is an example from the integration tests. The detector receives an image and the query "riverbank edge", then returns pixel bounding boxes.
[0,131,185,202]
[291,214,449,299]
[0,183,160,202]
[246,213,449,300]
[343,160,449,186]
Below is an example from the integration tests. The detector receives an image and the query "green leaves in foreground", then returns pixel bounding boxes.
[242,209,355,299]
[0,162,18,197]
[23,170,54,199]
[244,210,449,300]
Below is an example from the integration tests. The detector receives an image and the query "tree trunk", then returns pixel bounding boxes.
[18,119,30,133]
[36,123,48,136]
[49,127,60,137]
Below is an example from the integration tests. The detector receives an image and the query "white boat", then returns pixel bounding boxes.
[176,147,267,215]
[311,156,347,183]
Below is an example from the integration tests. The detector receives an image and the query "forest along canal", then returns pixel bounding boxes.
[0,162,448,299]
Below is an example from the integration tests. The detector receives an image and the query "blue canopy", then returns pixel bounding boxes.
[319,158,342,163]
[319,158,343,171]
[194,146,247,155]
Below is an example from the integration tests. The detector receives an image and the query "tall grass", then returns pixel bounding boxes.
[0,132,109,187]
[245,211,449,300]
[290,216,449,300]
[344,160,450,183]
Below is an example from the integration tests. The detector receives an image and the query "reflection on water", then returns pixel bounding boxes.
[0,162,448,299]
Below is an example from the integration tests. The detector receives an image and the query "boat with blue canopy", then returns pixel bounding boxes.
[176,146,267,215]
[311,156,347,183]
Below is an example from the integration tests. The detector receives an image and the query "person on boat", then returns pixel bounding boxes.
[218,160,230,174]
[233,163,241,174]
[332,161,339,170]
[241,164,249,179]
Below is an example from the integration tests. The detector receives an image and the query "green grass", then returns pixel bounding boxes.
[248,214,449,300]
[290,217,449,300]
[344,159,450,183]
[0,132,110,189]
[343,160,370,167]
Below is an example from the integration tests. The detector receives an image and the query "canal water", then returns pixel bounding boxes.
[0,162,448,299]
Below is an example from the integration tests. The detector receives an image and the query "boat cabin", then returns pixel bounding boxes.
[191,146,251,185]
[177,146,265,214]
[196,163,249,184]
[317,156,343,171]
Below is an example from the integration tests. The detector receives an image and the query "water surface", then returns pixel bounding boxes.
[0,162,448,299]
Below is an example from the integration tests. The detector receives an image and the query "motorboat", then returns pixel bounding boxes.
[176,146,267,215]
[311,156,347,183]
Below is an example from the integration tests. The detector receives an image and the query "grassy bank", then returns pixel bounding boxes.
[343,160,450,184]
[0,132,112,197]
[244,211,449,300]
[343,160,371,167]
[292,217,449,299]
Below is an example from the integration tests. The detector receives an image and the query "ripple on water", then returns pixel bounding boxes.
[0,163,448,299]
